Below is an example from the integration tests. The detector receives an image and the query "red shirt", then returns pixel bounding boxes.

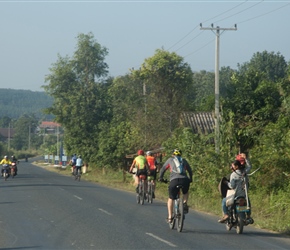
[146,156,156,170]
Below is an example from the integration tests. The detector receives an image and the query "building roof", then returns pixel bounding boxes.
[0,128,16,138]
[39,121,61,128]
[180,112,215,134]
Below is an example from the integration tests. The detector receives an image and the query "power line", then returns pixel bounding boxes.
[167,0,249,52]
[238,2,290,24]
[175,1,288,59]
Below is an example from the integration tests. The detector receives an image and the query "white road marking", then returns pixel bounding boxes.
[98,208,113,216]
[74,195,83,200]
[146,232,177,247]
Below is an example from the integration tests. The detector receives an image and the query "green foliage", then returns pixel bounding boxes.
[238,50,287,82]
[43,32,109,162]
[11,114,39,150]
[0,89,53,119]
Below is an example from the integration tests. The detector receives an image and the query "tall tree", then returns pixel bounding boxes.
[130,49,194,148]
[43,32,109,160]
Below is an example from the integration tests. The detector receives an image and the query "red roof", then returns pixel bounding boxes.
[39,121,61,128]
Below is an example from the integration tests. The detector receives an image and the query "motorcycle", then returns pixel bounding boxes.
[224,168,259,234]
[2,164,10,180]
[10,162,17,178]
[225,194,254,234]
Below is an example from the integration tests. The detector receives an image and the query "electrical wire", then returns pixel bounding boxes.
[214,0,264,23]
[167,0,250,52]
[183,38,215,59]
[238,2,290,24]
[178,1,290,60]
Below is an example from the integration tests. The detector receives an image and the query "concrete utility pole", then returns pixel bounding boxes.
[200,23,237,154]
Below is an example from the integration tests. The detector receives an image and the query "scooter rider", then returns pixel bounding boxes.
[0,156,12,176]
[218,153,253,223]
[11,155,18,175]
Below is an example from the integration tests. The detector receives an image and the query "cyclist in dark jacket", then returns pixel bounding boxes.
[159,149,193,223]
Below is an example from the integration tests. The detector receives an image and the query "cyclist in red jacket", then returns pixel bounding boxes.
[146,151,157,198]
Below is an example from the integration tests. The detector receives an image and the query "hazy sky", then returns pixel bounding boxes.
[1,0,289,91]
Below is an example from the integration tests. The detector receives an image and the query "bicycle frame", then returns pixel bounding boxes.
[147,177,154,203]
[74,167,81,181]
[169,185,185,232]
[136,175,146,205]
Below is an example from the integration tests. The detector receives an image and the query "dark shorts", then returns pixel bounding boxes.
[148,169,157,180]
[168,178,190,200]
[136,169,147,179]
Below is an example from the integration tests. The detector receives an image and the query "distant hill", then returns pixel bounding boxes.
[0,88,54,119]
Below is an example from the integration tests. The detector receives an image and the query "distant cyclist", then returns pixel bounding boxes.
[75,155,83,175]
[129,150,149,194]
[70,154,77,175]
[159,149,193,223]
[146,151,157,198]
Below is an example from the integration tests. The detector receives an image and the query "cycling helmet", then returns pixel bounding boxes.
[236,154,245,165]
[146,151,152,156]
[4,155,8,159]
[172,149,182,156]
[137,150,144,156]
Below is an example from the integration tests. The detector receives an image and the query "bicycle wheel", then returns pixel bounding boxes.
[136,183,140,204]
[78,170,81,181]
[140,181,145,205]
[149,183,153,203]
[169,203,176,230]
[147,182,150,203]
[177,196,184,232]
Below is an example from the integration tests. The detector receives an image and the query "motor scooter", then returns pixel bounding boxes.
[224,168,259,234]
[2,164,10,181]
[10,162,17,178]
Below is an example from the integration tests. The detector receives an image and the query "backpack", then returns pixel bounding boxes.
[172,156,185,174]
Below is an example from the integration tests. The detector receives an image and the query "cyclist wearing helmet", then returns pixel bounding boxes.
[129,150,149,193]
[75,155,83,175]
[0,156,12,176]
[146,151,158,198]
[159,149,193,223]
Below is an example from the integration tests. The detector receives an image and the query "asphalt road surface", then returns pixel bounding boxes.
[0,158,290,249]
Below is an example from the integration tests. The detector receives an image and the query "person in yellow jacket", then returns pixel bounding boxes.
[129,150,149,193]
[0,155,12,176]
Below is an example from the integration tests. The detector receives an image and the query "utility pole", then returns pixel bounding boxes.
[143,82,147,148]
[200,23,237,153]
[8,123,10,151]
[28,125,31,150]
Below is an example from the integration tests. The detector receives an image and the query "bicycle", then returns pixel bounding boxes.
[74,166,82,181]
[136,174,147,205]
[161,179,186,232]
[147,175,155,204]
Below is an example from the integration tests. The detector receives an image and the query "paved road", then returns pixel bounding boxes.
[0,159,290,249]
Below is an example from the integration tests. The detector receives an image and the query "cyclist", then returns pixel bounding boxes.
[129,150,149,194]
[146,151,157,198]
[75,155,83,176]
[159,149,193,223]
[70,154,77,175]
[0,155,12,176]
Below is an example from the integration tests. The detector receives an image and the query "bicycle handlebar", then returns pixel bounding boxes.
[158,178,168,184]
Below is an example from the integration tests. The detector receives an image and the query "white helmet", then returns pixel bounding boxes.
[146,151,152,156]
